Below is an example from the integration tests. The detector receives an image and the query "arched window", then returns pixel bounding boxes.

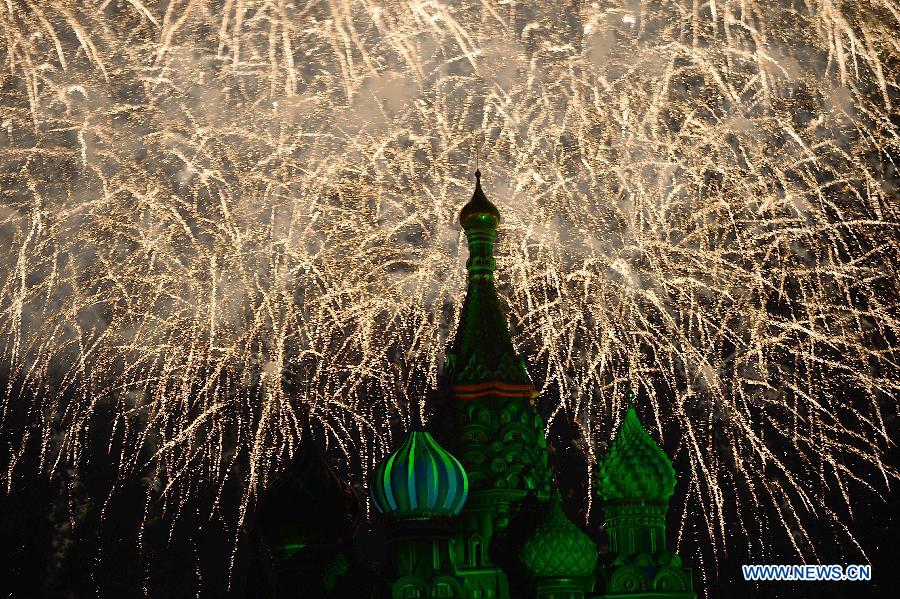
[468,534,484,567]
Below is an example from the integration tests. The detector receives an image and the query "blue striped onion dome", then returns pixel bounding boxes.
[370,429,469,519]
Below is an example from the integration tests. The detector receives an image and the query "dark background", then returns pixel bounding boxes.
[1,374,897,599]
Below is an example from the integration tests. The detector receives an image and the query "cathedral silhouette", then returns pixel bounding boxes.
[249,172,697,599]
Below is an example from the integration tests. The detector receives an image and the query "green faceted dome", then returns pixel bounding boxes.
[520,495,598,579]
[597,396,676,503]
[370,429,468,519]
[459,170,500,229]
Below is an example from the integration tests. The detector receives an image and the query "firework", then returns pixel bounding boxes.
[1,0,898,583]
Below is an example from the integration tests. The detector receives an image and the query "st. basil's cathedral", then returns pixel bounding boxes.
[249,172,697,599]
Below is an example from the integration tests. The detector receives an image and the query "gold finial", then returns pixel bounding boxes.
[475,132,481,175]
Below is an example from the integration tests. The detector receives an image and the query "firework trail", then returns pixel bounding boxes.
[1,0,898,582]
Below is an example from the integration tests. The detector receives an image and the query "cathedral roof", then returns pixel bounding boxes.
[596,392,676,503]
[255,415,360,559]
[520,494,598,579]
[370,429,468,519]
[459,169,500,228]
[443,171,534,398]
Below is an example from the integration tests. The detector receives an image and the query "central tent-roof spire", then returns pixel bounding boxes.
[442,171,534,399]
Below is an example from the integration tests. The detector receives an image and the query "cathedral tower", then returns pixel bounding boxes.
[371,428,469,598]
[254,414,361,598]
[595,392,695,598]
[435,171,554,598]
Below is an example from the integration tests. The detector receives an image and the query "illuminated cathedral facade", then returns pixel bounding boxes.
[251,173,697,599]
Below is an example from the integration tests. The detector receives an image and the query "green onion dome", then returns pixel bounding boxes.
[370,429,469,520]
[459,170,500,229]
[520,495,598,579]
[255,417,360,560]
[597,394,676,503]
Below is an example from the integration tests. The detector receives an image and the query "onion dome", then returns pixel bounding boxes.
[370,429,468,519]
[459,169,500,229]
[597,393,676,503]
[520,495,598,579]
[255,416,360,560]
